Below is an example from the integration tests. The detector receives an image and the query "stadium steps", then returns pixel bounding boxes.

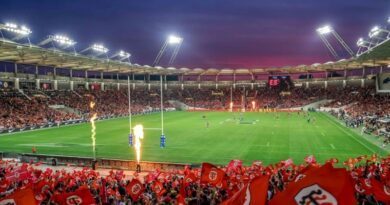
[168,100,189,110]
[18,89,31,100]
[72,90,82,98]
[301,99,334,111]
[49,104,82,116]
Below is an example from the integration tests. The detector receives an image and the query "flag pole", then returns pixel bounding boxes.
[160,74,166,147]
[127,76,133,147]
[128,76,132,132]
[160,75,164,135]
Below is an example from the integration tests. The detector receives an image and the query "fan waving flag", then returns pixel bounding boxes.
[370,179,390,203]
[52,187,95,205]
[226,159,243,174]
[0,187,37,205]
[221,175,269,205]
[152,181,166,196]
[126,178,144,201]
[183,172,197,186]
[269,164,356,205]
[200,163,226,186]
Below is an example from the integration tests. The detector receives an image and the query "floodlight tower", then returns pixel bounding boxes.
[368,26,390,40]
[0,22,32,45]
[38,34,77,54]
[153,35,183,66]
[110,50,131,63]
[316,26,339,59]
[316,25,355,59]
[356,38,373,56]
[80,43,109,59]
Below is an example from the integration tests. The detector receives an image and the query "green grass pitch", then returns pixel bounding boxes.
[0,111,387,165]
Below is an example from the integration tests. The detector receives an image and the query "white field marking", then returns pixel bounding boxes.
[16,143,102,148]
[322,114,377,154]
[330,144,336,149]
[17,143,68,148]
[0,115,135,136]
[250,144,284,148]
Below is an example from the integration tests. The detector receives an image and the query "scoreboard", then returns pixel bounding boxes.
[268,76,291,87]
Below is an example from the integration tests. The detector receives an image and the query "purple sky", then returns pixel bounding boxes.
[1,0,389,68]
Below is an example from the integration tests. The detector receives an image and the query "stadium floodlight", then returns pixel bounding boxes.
[153,35,183,66]
[316,25,355,58]
[38,34,76,47]
[119,50,130,58]
[369,26,381,38]
[357,38,367,47]
[52,35,76,46]
[388,17,390,23]
[316,25,333,35]
[80,43,109,58]
[110,50,131,63]
[168,35,183,44]
[3,23,32,35]
[91,44,109,53]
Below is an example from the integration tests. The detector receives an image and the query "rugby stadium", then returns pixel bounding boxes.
[0,1,389,205]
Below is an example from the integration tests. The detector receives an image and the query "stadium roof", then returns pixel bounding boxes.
[0,38,389,76]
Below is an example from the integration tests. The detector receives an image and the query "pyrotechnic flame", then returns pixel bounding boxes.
[89,101,97,159]
[133,124,144,163]
[90,101,95,109]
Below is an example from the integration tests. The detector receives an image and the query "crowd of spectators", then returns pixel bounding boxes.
[324,87,390,146]
[1,86,389,135]
[0,155,389,204]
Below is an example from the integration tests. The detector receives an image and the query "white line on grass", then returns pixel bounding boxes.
[330,144,336,149]
[322,114,377,154]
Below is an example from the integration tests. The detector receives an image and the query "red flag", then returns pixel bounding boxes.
[370,179,390,203]
[0,187,37,205]
[52,188,95,205]
[222,175,269,205]
[200,163,226,186]
[269,164,356,205]
[33,180,51,203]
[226,159,243,174]
[126,179,144,201]
[176,184,186,205]
[152,181,166,196]
[183,172,197,186]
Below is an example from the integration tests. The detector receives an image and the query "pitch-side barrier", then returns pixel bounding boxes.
[0,152,191,171]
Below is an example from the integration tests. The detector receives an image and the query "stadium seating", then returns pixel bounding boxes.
[0,86,389,146]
